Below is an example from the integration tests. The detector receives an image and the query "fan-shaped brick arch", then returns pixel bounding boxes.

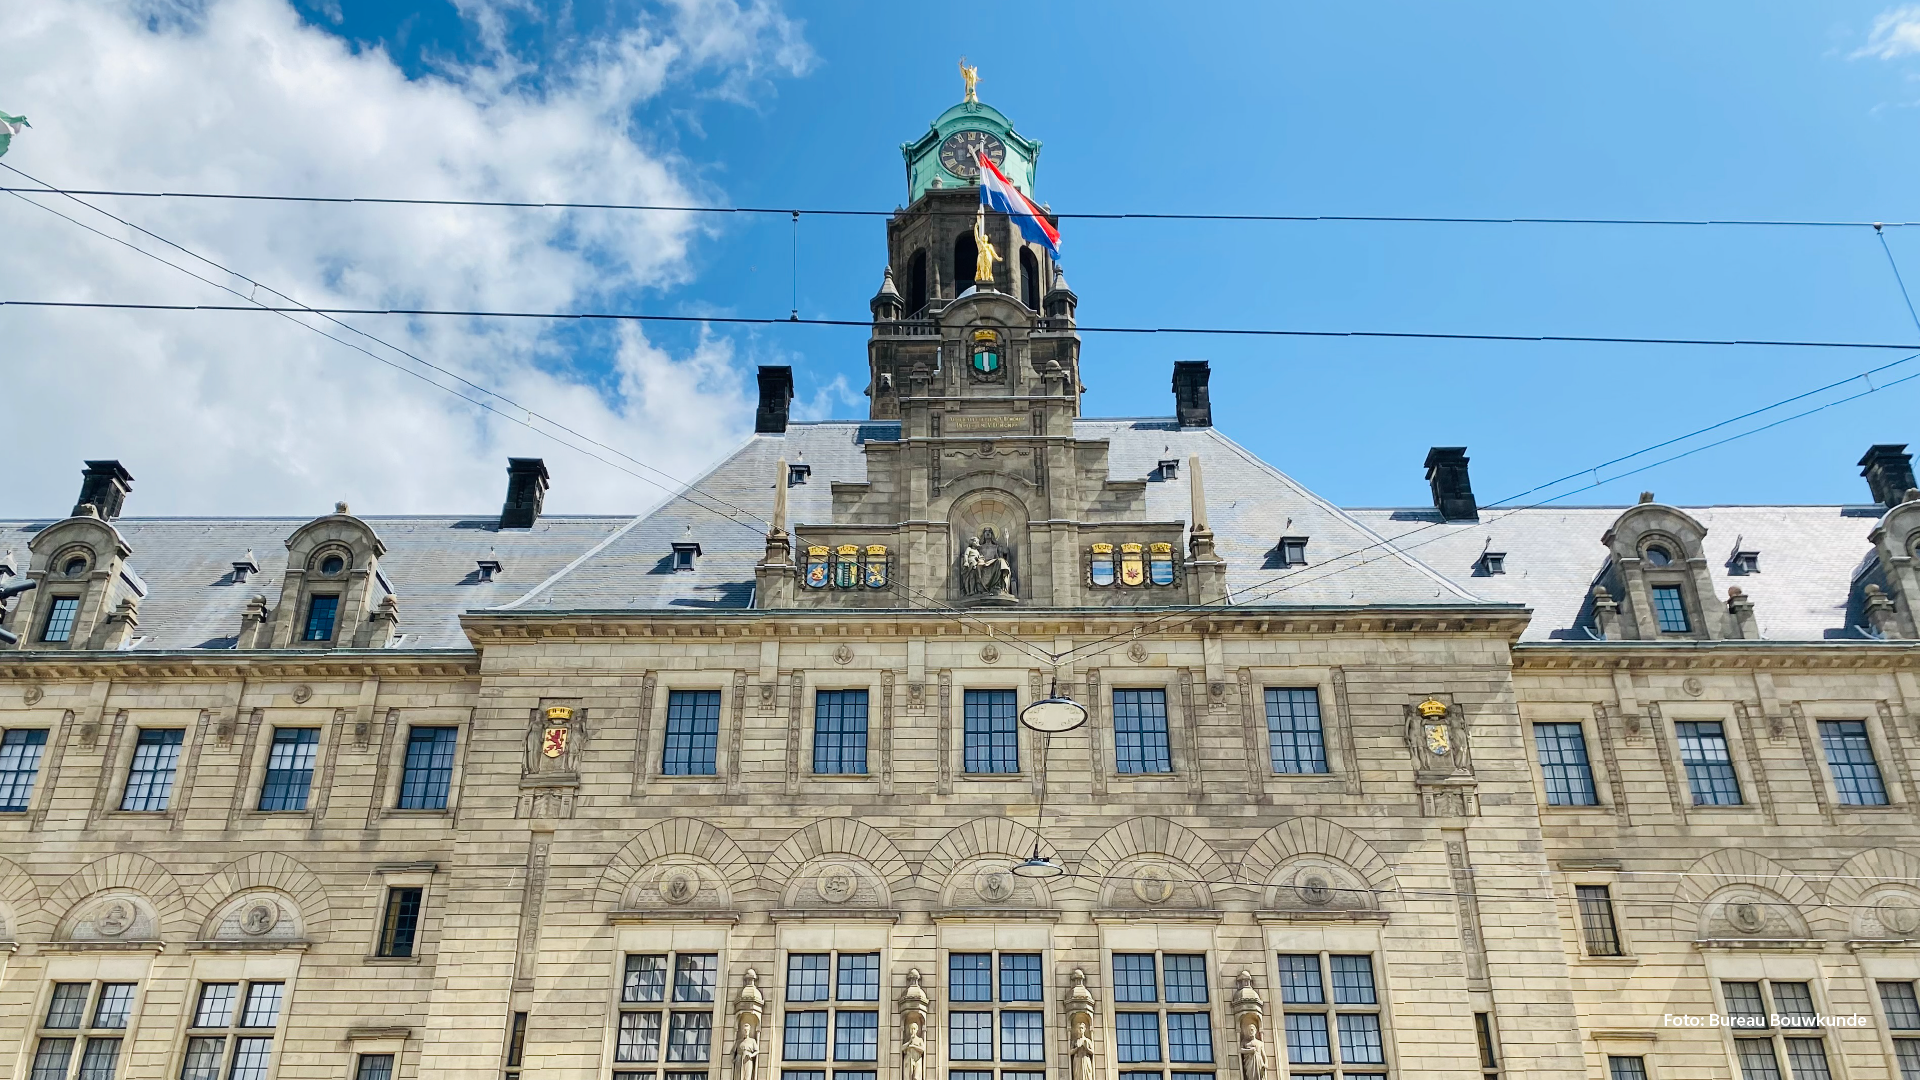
[0,854,40,941]
[1672,849,1820,910]
[43,853,186,939]
[598,818,755,908]
[919,817,1045,891]
[1239,818,1395,892]
[1077,818,1232,885]
[1825,848,1920,909]
[762,818,912,896]
[185,853,332,941]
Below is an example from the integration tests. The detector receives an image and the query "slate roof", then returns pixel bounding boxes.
[2,418,1889,649]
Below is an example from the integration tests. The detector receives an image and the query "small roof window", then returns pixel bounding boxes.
[1475,550,1506,576]
[1726,538,1759,575]
[1278,536,1309,568]
[476,548,504,583]
[1643,544,1674,568]
[1155,459,1180,481]
[788,463,811,487]
[671,542,703,572]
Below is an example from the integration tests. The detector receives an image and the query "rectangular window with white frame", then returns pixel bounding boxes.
[31,980,137,1080]
[397,726,458,810]
[1532,723,1598,806]
[258,727,319,811]
[615,952,719,1080]
[119,728,183,812]
[1277,953,1387,1080]
[1113,952,1215,1080]
[663,691,722,776]
[1673,721,1743,806]
[1877,980,1920,1079]
[1574,885,1624,957]
[947,951,1045,1080]
[782,951,880,1080]
[963,690,1020,775]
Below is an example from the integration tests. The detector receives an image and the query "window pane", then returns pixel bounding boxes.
[241,983,283,1028]
[1773,982,1816,1029]
[0,729,48,811]
[1895,1039,1920,1080]
[1336,1014,1383,1065]
[1735,1037,1783,1080]
[1533,723,1598,806]
[41,596,79,642]
[950,954,993,1002]
[303,594,339,641]
[1003,1073,1047,1080]
[1115,1013,1162,1063]
[616,1011,662,1062]
[1114,954,1158,1003]
[31,1039,74,1080]
[1329,956,1376,1005]
[1608,1059,1649,1080]
[378,886,422,957]
[950,1072,995,1080]
[1277,956,1324,1005]
[1163,955,1208,1004]
[354,1054,396,1080]
[1576,886,1623,956]
[833,1011,877,1061]
[398,726,458,810]
[782,1071,826,1080]
[1167,1013,1213,1063]
[1266,688,1328,774]
[78,1037,121,1080]
[963,690,1019,774]
[999,954,1042,1002]
[663,690,721,776]
[789,954,830,1002]
[1002,1011,1045,1061]
[179,1037,225,1080]
[1723,982,1767,1028]
[1475,1013,1498,1069]
[194,983,238,1028]
[1783,1038,1832,1080]
[949,1012,993,1060]
[668,1012,713,1062]
[833,1072,875,1080]
[813,691,869,775]
[674,954,718,1003]
[1884,982,1920,1029]
[1283,1014,1331,1065]
[46,982,90,1028]
[1819,721,1888,805]
[92,984,136,1029]
[1113,689,1172,773]
[259,728,319,811]
[1652,585,1691,632]
[784,1011,827,1061]
[625,956,668,1003]
[1675,722,1742,805]
[121,729,184,812]
[837,954,879,1002]
[228,1037,273,1080]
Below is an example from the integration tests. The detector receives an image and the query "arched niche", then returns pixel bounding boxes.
[202,889,307,944]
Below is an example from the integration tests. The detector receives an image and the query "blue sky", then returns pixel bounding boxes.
[13,2,1920,514]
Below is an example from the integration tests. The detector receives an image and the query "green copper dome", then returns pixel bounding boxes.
[900,98,1042,205]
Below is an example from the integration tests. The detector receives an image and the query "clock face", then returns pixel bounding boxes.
[938,130,1007,179]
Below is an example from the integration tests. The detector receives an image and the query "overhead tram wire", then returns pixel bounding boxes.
[0,163,1063,666]
[5,182,1920,229]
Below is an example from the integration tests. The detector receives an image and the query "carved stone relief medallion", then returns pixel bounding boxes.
[979,644,1000,665]
[834,645,855,666]
[1880,896,1920,936]
[1682,676,1705,697]
[240,900,281,936]
[291,685,312,704]
[817,864,858,904]
[975,867,1015,904]
[1298,873,1335,907]
[1728,899,1766,934]
[1132,864,1174,905]
[1127,642,1149,664]
[96,900,133,938]
[661,867,700,906]
[23,686,43,706]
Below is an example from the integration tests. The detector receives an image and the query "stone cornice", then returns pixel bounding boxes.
[0,649,476,681]
[1513,639,1920,672]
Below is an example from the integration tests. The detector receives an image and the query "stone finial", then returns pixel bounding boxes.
[1590,585,1619,640]
[736,968,765,1018]
[1230,971,1264,1018]
[1062,967,1096,1023]
[898,968,930,1023]
[1726,585,1759,640]
[335,501,350,515]
[1865,583,1900,638]
[1638,491,1655,504]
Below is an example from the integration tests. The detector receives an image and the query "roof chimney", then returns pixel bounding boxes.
[1172,361,1212,428]
[500,458,550,529]
[1424,447,1478,521]
[1860,444,1916,508]
[756,366,795,434]
[73,460,133,521]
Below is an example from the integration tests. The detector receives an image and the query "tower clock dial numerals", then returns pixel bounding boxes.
[938,130,1007,179]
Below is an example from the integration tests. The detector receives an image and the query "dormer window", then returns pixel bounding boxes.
[788,464,811,487]
[1644,545,1674,568]
[40,597,79,643]
[1156,459,1180,481]
[1475,551,1506,576]
[475,552,503,583]
[232,550,259,584]
[1278,536,1310,567]
[303,595,340,642]
[1727,550,1760,575]
[672,543,702,572]
[1651,585,1691,633]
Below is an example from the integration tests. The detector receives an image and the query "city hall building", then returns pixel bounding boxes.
[6,88,1920,1080]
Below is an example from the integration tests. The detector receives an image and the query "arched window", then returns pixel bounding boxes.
[908,249,928,315]
[954,232,978,294]
[1019,248,1040,310]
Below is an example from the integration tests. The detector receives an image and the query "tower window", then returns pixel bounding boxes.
[908,249,929,315]
[955,232,979,293]
[1020,248,1040,310]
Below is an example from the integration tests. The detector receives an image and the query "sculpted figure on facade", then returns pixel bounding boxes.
[900,967,931,1080]
[1064,967,1097,1080]
[1232,972,1266,1080]
[735,968,765,1080]
[960,527,1014,598]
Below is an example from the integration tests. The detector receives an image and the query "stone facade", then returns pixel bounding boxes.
[1,90,1919,1080]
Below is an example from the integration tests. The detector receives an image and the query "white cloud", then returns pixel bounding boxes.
[1856,5,1920,59]
[0,0,810,518]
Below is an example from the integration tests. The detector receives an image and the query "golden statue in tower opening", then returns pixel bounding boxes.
[959,58,980,104]
[972,202,1000,285]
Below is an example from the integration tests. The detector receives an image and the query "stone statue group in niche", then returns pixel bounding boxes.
[958,527,1014,598]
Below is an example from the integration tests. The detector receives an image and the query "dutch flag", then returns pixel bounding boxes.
[977,150,1061,261]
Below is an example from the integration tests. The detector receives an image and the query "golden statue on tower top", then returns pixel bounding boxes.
[959,58,980,104]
